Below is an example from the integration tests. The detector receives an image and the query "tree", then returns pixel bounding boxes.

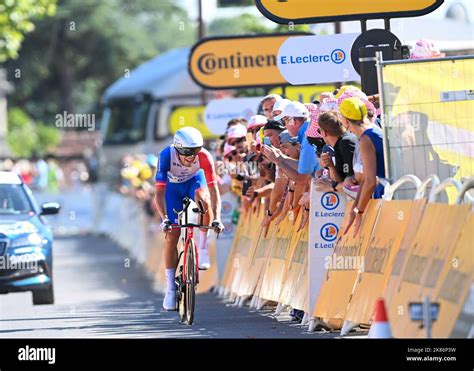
[0,0,57,62]
[4,0,196,124]
[7,107,60,157]
[207,13,311,36]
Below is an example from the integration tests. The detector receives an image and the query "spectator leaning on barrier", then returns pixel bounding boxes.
[257,119,287,226]
[273,130,301,226]
[247,114,268,153]
[339,97,386,236]
[264,101,317,185]
[261,94,282,119]
[315,111,357,193]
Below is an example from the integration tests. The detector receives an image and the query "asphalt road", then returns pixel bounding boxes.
[0,235,319,338]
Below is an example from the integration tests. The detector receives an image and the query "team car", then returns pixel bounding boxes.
[0,171,60,305]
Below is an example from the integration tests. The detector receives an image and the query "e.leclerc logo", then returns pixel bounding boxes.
[321,192,340,210]
[331,49,345,64]
[280,49,347,66]
[320,223,339,242]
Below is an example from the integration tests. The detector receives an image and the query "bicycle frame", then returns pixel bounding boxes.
[170,197,212,284]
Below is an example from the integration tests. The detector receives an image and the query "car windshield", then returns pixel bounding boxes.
[103,99,150,144]
[0,184,33,214]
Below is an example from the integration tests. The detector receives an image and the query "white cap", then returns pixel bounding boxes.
[274,101,309,121]
[247,115,267,130]
[223,143,237,157]
[272,98,291,114]
[226,123,247,139]
[262,93,282,103]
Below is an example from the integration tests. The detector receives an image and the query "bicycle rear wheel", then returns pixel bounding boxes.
[184,238,196,325]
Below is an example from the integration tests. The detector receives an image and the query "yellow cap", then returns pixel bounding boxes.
[339,97,368,121]
[335,85,360,99]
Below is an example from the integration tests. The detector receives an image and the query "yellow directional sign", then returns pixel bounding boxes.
[189,34,305,89]
[256,0,444,24]
[168,106,216,139]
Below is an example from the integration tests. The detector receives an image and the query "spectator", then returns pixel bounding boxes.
[410,39,445,59]
[261,94,282,119]
[339,97,386,236]
[258,119,287,226]
[315,111,357,193]
[271,98,291,119]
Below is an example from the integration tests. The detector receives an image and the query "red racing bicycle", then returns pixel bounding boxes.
[171,197,216,325]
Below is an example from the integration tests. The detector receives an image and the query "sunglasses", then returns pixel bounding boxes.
[175,146,201,157]
[228,137,245,145]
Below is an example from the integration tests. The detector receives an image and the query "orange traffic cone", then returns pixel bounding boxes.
[368,298,392,338]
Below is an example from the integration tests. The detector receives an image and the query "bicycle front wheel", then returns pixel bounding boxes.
[184,238,196,325]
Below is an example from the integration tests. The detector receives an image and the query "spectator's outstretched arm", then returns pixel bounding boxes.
[276,157,311,184]
[268,177,288,216]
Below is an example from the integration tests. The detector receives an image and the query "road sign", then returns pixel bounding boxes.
[255,0,444,24]
[189,34,307,89]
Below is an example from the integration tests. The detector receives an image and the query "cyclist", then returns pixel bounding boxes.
[154,127,224,310]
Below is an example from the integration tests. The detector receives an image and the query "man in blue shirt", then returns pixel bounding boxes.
[265,101,320,181]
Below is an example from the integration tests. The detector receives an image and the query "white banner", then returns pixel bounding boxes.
[216,192,239,282]
[277,33,360,85]
[308,181,347,314]
[204,97,263,136]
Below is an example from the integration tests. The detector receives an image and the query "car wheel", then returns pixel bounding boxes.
[32,285,54,305]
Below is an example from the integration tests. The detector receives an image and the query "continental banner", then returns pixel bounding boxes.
[189,33,307,89]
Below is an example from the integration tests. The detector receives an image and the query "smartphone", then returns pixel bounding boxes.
[242,179,252,196]
[263,137,272,146]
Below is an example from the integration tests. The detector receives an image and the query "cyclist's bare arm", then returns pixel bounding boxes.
[208,184,221,221]
[154,187,168,221]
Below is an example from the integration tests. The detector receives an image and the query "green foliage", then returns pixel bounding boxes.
[207,13,272,36]
[0,0,57,62]
[207,13,312,36]
[5,0,196,123]
[6,107,60,157]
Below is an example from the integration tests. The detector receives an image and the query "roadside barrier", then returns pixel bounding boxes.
[218,174,472,338]
[386,179,471,338]
[342,176,425,333]
[90,173,472,338]
[313,199,382,327]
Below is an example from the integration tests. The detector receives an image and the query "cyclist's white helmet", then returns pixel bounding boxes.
[174,127,203,148]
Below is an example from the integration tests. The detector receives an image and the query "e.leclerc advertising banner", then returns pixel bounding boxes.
[204,97,262,136]
[277,33,360,85]
[308,181,347,314]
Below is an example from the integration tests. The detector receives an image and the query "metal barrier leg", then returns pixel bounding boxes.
[341,320,360,336]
